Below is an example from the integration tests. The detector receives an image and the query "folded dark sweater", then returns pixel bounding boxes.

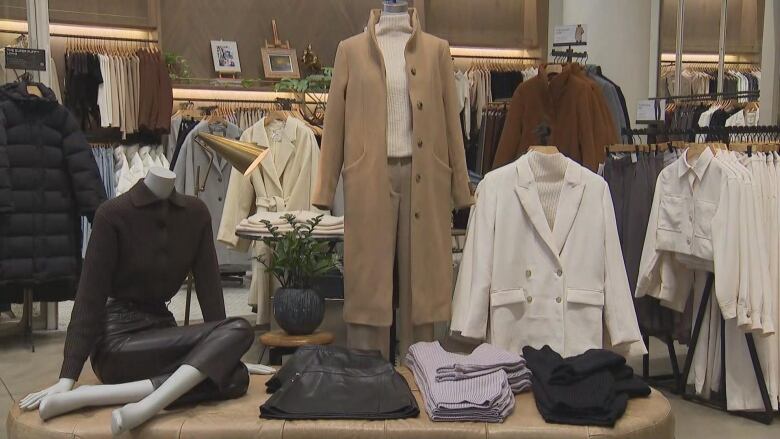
[523,345,650,427]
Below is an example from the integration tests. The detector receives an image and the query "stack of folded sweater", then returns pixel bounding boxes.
[406,341,531,422]
[523,345,651,427]
[236,210,344,236]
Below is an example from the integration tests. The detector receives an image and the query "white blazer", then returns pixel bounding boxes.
[451,155,646,357]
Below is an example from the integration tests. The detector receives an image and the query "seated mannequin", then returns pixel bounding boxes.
[20,168,271,434]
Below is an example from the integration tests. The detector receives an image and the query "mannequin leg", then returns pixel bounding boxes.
[394,157,434,359]
[111,365,206,435]
[39,380,155,421]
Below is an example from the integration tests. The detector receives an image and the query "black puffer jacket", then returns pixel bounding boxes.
[0,82,106,302]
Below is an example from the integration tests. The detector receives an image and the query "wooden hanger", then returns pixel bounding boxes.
[264,109,288,126]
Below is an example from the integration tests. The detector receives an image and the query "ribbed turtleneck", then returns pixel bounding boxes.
[375,12,413,158]
[527,151,568,230]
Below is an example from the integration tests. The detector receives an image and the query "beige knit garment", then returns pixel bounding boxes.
[375,12,413,158]
[527,151,569,230]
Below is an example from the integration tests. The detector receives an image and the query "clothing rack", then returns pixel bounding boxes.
[451,54,539,61]
[680,272,774,424]
[550,44,587,64]
[647,90,759,102]
[614,124,780,423]
[0,29,157,44]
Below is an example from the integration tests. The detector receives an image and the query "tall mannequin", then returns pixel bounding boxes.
[311,8,473,361]
[20,168,269,434]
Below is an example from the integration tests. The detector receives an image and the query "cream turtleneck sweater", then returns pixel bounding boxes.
[375,12,413,158]
[527,151,568,230]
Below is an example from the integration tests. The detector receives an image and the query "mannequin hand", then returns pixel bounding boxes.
[244,363,276,375]
[19,379,75,410]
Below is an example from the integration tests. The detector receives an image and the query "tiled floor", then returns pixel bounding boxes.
[1,287,779,438]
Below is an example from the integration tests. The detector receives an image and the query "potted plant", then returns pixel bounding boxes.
[257,213,339,335]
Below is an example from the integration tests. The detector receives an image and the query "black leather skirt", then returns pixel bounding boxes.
[261,345,419,420]
[90,299,253,406]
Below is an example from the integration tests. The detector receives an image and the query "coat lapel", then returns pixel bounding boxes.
[252,120,284,196]
[514,156,558,257]
[273,118,297,181]
[551,160,585,255]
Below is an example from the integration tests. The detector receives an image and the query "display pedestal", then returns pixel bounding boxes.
[6,368,674,439]
[258,330,335,365]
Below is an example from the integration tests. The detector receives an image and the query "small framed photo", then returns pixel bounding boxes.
[211,40,242,74]
[261,47,300,79]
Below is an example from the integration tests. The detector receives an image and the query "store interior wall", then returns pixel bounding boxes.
[759,0,779,124]
[548,0,653,129]
[0,0,156,28]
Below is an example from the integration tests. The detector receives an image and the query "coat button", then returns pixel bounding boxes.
[411,67,417,75]
[416,174,421,183]
[417,140,423,148]
[555,297,562,303]
[414,212,420,219]
[417,101,423,110]
[526,296,533,303]
[746,311,752,318]
[218,177,223,182]
[525,269,532,278]
[218,196,223,202]
[556,269,563,277]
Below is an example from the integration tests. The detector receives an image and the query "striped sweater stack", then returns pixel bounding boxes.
[405,341,532,422]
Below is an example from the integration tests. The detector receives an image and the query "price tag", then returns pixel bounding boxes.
[636,99,665,123]
[554,24,587,46]
[4,47,46,71]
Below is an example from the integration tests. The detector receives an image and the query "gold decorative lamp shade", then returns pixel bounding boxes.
[195,132,269,176]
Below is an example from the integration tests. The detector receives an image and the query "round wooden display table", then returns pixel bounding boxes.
[6,368,674,439]
[258,330,335,365]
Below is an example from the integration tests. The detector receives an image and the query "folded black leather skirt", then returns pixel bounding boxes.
[90,298,254,407]
[261,345,419,420]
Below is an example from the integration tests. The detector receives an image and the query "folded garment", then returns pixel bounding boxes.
[406,341,528,422]
[435,343,529,391]
[236,221,344,236]
[245,210,344,227]
[523,345,650,427]
[261,346,418,420]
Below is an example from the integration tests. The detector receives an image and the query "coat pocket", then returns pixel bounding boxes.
[693,199,716,239]
[490,288,527,307]
[658,194,686,232]
[566,288,605,307]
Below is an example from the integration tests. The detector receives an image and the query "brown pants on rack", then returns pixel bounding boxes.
[347,157,434,361]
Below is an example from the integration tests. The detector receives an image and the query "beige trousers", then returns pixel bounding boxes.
[347,157,434,360]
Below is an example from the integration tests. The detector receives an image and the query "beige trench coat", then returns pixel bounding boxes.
[218,117,321,325]
[312,9,473,327]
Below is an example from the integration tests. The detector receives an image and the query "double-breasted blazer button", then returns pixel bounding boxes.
[417,140,423,148]
[556,269,563,277]
[555,297,562,303]
[526,296,533,303]
[414,212,420,219]
[417,101,423,110]
[416,174,421,183]
[525,269,532,278]
[411,67,417,75]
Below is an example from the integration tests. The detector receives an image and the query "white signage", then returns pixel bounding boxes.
[636,99,665,122]
[554,24,587,46]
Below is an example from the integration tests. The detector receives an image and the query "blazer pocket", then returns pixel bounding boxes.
[693,200,716,239]
[490,288,527,307]
[566,288,605,307]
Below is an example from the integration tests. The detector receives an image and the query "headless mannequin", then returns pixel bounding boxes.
[20,168,274,435]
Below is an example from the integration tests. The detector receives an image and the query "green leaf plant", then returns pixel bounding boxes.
[256,214,339,289]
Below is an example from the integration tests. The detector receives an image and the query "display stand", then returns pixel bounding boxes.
[679,272,774,424]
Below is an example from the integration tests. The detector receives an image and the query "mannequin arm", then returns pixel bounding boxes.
[19,378,75,410]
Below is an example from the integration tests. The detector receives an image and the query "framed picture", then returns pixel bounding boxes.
[261,47,300,79]
[210,40,242,74]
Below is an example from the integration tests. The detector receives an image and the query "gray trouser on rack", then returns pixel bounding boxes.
[347,157,434,361]
[91,299,254,407]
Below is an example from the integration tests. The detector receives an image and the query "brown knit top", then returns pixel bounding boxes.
[60,181,226,380]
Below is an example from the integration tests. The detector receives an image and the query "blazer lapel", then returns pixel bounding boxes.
[551,160,585,254]
[514,156,558,257]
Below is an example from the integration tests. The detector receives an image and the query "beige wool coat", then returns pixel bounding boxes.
[312,9,473,327]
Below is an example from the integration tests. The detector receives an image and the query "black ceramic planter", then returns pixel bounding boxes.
[272,288,325,335]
